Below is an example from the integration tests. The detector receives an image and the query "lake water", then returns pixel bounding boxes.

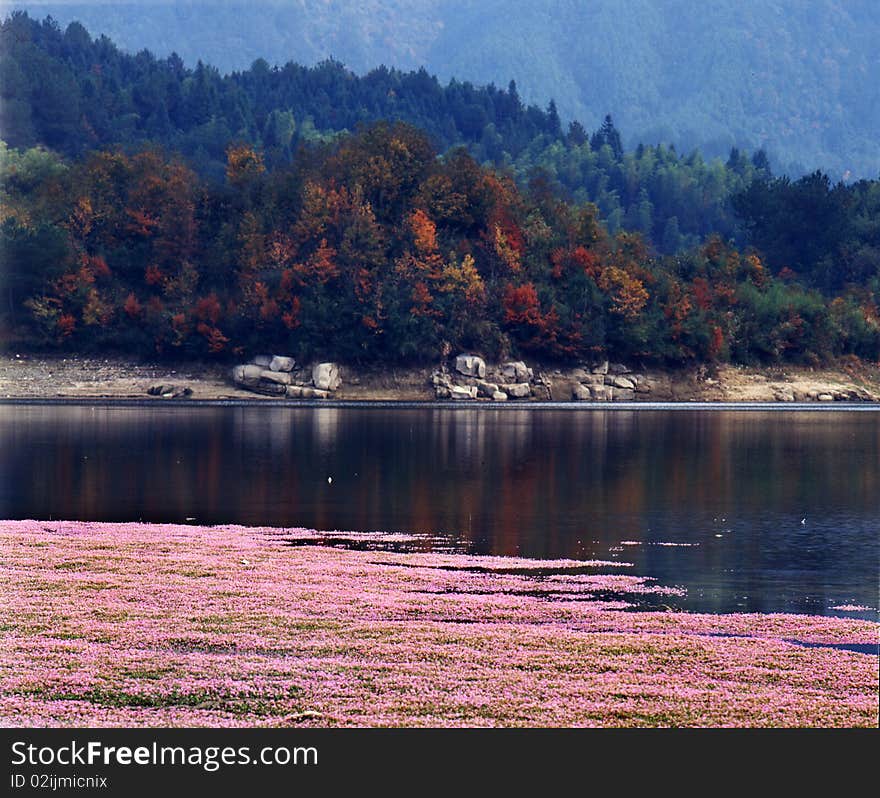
[1,403,877,618]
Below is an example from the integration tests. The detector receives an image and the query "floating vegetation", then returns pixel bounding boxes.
[1,520,876,727]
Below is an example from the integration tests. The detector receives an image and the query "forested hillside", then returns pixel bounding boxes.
[1,13,878,367]
[0,12,771,253]
[9,0,880,179]
[3,126,878,366]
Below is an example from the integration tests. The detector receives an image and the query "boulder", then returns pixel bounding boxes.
[248,381,286,396]
[476,380,499,398]
[232,364,264,384]
[250,355,272,367]
[455,354,486,379]
[610,375,636,390]
[572,383,593,401]
[449,385,478,400]
[609,363,632,375]
[491,391,508,401]
[287,385,329,399]
[269,355,296,372]
[570,368,589,382]
[533,375,553,400]
[817,393,834,402]
[580,373,606,387]
[612,387,635,402]
[501,361,532,383]
[434,386,451,399]
[146,384,192,398]
[633,376,652,393]
[260,370,292,385]
[312,362,342,391]
[502,382,531,399]
[591,385,612,401]
[774,389,795,402]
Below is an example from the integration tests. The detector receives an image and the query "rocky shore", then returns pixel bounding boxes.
[1,352,879,403]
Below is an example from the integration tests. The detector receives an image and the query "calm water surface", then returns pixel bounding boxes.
[1,404,877,617]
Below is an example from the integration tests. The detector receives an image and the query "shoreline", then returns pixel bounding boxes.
[2,520,877,728]
[3,397,880,411]
[2,353,879,404]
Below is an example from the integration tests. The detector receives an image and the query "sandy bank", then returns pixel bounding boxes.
[1,353,879,403]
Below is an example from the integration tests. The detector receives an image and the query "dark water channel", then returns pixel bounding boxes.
[1,404,877,618]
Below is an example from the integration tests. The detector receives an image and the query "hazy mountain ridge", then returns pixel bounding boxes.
[5,0,879,178]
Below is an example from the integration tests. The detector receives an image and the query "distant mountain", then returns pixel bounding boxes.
[5,0,879,179]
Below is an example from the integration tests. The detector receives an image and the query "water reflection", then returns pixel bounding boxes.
[1,405,877,616]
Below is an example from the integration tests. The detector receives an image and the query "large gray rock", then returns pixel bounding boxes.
[591,385,612,401]
[502,382,531,399]
[232,364,264,384]
[612,387,635,402]
[581,373,606,387]
[312,362,342,391]
[609,363,632,375]
[261,370,292,385]
[633,375,652,393]
[491,391,508,401]
[610,375,636,390]
[501,361,532,383]
[591,360,609,375]
[455,354,486,379]
[572,383,593,401]
[287,385,329,399]
[250,355,272,367]
[817,393,834,402]
[476,380,499,398]
[269,355,296,372]
[449,385,478,400]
